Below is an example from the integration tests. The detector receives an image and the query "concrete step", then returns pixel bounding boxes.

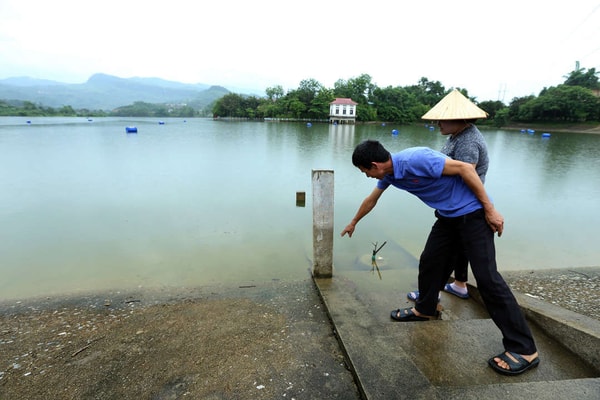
[314,272,600,400]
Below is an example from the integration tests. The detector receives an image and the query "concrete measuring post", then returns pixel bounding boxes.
[312,169,334,278]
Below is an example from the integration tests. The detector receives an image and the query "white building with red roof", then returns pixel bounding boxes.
[329,98,357,124]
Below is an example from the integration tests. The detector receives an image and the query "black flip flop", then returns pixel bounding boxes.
[390,308,431,322]
[488,351,540,375]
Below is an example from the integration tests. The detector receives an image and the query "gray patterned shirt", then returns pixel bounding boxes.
[440,124,489,183]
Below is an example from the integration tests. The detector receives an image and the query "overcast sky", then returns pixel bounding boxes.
[1,1,599,102]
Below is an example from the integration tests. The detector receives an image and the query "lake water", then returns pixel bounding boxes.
[1,117,599,300]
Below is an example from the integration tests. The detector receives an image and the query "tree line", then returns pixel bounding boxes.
[212,68,600,127]
[2,67,599,126]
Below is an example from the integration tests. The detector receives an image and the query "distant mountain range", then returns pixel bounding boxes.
[0,73,257,111]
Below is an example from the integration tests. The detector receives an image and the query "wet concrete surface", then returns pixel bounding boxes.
[314,265,600,399]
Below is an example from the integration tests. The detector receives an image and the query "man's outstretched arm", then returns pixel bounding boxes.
[341,187,385,237]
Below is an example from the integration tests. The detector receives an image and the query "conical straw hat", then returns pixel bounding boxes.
[421,89,488,120]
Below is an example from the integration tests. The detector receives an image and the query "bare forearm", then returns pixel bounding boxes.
[351,198,376,225]
[459,165,504,235]
[341,196,378,237]
[443,159,504,236]
[462,169,493,210]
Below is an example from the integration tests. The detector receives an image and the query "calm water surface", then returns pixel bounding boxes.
[1,117,599,300]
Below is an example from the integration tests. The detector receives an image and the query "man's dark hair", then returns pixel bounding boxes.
[352,140,391,169]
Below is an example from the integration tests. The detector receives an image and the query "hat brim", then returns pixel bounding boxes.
[421,89,488,120]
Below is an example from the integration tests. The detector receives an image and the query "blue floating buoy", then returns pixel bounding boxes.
[520,129,526,133]
[307,122,312,127]
[527,129,535,134]
[381,123,386,127]
[125,126,138,133]
[391,129,399,135]
[428,126,435,131]
[87,118,93,122]
[541,133,551,138]
[158,121,165,125]
[26,120,31,124]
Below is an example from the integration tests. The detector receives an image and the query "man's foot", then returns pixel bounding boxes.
[488,351,540,375]
[390,307,438,322]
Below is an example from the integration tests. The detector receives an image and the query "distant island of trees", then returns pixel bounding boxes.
[0,100,198,119]
[2,67,599,129]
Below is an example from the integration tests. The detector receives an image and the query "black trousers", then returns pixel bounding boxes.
[415,209,537,354]
[451,248,469,283]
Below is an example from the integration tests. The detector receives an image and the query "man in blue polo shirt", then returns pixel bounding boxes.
[341,139,539,376]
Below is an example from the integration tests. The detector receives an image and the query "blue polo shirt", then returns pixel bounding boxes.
[376,147,484,217]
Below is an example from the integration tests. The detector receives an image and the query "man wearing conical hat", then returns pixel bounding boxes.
[408,90,489,301]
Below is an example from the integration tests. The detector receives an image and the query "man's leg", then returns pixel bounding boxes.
[414,216,457,316]
[461,211,536,354]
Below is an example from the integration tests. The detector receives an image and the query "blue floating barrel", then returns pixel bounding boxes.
[428,126,435,131]
[381,123,386,127]
[87,118,93,122]
[520,129,526,133]
[391,129,399,135]
[306,122,312,127]
[125,126,138,133]
[26,120,31,124]
[541,133,551,138]
[527,129,535,134]
[158,121,165,125]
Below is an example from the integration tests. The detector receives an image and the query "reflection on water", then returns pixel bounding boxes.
[1,117,599,300]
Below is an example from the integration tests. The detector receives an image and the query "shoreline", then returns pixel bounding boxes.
[359,120,600,135]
